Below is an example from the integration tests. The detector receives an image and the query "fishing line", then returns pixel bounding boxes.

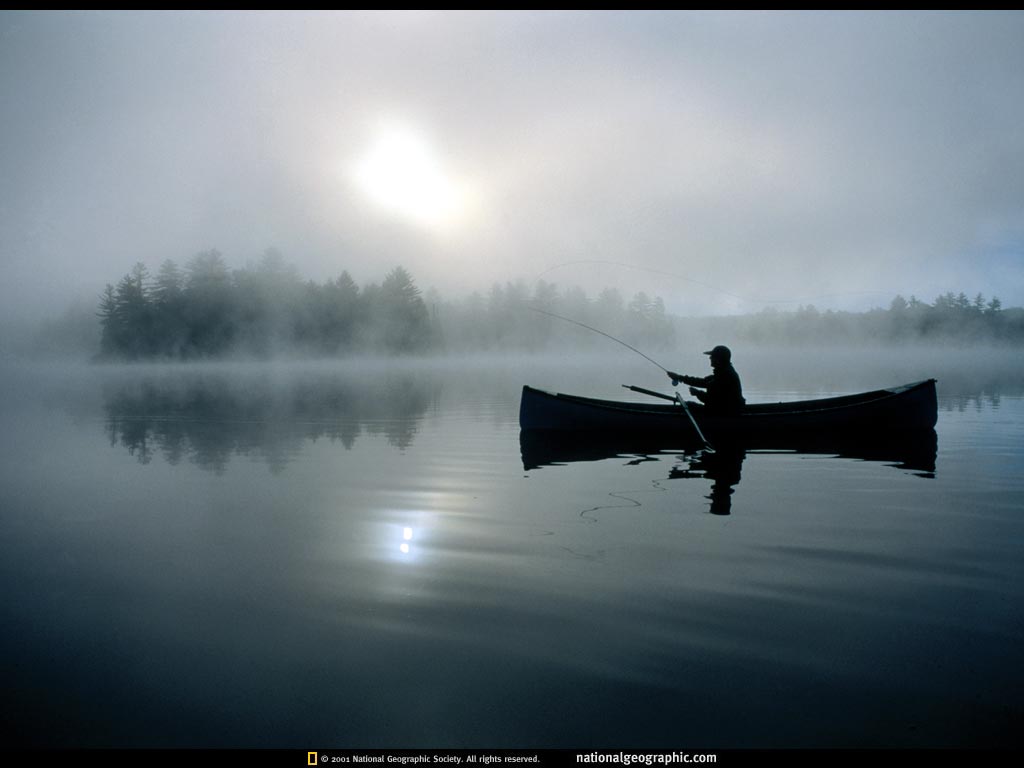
[535,260,748,303]
[534,259,897,306]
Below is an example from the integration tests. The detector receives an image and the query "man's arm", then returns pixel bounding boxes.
[666,371,712,388]
[682,374,712,388]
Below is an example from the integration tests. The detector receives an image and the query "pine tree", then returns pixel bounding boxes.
[184,250,233,355]
[97,284,119,357]
[379,266,431,352]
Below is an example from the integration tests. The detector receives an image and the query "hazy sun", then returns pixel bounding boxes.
[352,124,466,230]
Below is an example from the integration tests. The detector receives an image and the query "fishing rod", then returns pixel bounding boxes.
[531,305,714,451]
[527,306,670,375]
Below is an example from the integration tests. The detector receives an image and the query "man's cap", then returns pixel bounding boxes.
[703,345,731,361]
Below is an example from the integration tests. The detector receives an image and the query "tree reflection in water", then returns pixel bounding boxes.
[103,370,436,473]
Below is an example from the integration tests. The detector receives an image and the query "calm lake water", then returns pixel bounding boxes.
[1,350,1022,748]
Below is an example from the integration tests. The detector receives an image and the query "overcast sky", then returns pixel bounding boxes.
[2,10,1022,322]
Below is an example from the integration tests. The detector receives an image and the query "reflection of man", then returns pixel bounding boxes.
[666,345,745,415]
[700,446,744,516]
[670,446,745,516]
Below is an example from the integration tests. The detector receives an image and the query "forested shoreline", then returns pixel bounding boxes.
[84,249,1023,361]
[97,250,435,359]
[93,250,679,359]
[688,293,1020,347]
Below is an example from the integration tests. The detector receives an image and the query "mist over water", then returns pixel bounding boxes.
[0,350,1021,747]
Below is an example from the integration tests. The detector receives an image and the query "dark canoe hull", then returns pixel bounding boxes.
[519,379,938,440]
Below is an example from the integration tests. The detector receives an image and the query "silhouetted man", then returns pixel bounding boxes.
[666,345,745,414]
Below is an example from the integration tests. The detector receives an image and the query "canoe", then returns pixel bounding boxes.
[519,379,937,439]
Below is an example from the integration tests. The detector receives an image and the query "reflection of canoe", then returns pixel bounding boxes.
[519,379,937,438]
[520,428,937,476]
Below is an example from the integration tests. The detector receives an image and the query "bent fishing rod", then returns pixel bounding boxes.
[526,306,671,375]
[526,305,714,450]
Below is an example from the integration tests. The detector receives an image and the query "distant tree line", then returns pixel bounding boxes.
[694,292,1021,345]
[91,252,1021,360]
[96,251,678,359]
[97,250,435,359]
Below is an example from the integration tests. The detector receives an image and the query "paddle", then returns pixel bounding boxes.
[623,385,715,452]
[675,392,714,452]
